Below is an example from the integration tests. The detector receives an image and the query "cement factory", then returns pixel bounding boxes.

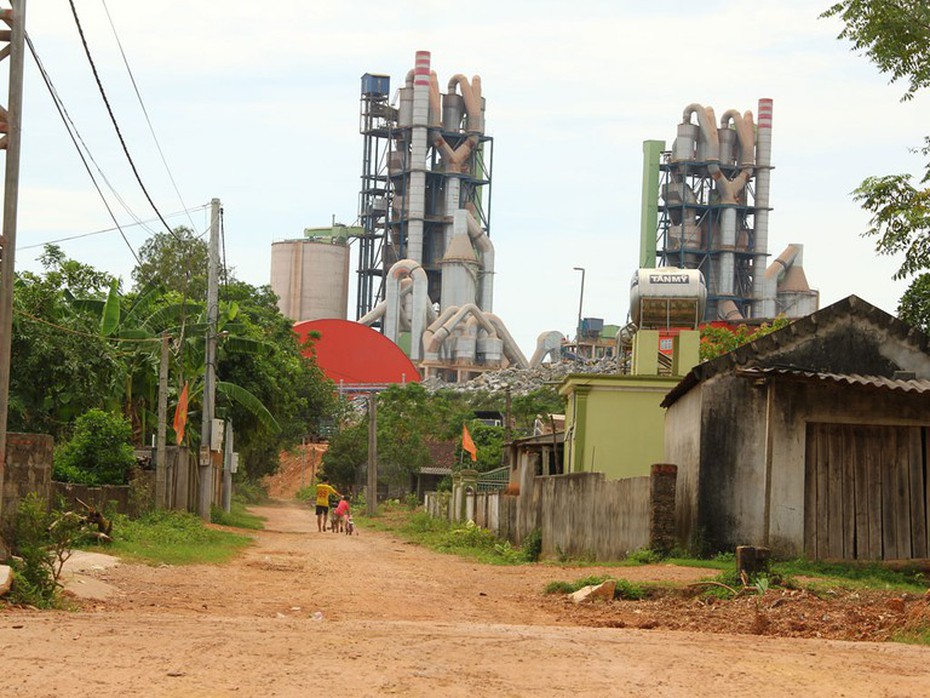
[270,50,819,386]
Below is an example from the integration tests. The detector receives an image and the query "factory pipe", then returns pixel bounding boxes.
[385,259,429,360]
[424,303,498,355]
[754,98,774,317]
[485,312,530,369]
[464,205,494,312]
[529,330,565,367]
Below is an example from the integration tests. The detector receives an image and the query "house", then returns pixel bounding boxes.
[662,295,930,561]
[558,330,699,480]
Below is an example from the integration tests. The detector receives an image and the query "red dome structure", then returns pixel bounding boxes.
[293,319,420,386]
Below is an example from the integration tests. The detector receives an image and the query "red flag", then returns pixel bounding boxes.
[462,423,477,462]
[173,381,189,445]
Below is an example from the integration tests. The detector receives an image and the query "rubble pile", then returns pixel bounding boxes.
[422,356,625,395]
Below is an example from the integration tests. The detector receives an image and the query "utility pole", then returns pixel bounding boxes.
[221,420,233,513]
[155,333,169,509]
[198,197,220,520]
[0,0,26,521]
[367,395,377,516]
[504,383,512,466]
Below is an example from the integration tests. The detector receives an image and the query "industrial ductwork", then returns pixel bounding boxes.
[356,50,561,382]
[650,98,817,322]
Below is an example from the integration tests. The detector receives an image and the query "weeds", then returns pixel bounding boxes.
[211,502,265,530]
[109,510,252,566]
[6,494,95,608]
[544,575,648,600]
[627,548,663,565]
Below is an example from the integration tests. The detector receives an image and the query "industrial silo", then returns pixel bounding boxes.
[270,228,352,322]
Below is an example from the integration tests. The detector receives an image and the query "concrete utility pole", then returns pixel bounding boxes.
[367,395,377,516]
[198,198,221,520]
[0,0,26,520]
[155,333,169,509]
[221,420,233,513]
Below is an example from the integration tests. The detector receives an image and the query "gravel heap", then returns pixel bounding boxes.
[421,356,627,395]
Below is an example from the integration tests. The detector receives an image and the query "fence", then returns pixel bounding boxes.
[424,464,678,562]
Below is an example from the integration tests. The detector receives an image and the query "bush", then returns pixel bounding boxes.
[234,478,268,505]
[53,408,135,485]
[522,528,543,562]
[7,494,93,608]
[627,548,663,565]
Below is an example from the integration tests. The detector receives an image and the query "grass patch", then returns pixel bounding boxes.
[544,575,649,600]
[771,559,928,594]
[106,510,253,566]
[355,509,537,565]
[211,501,265,530]
[891,625,930,645]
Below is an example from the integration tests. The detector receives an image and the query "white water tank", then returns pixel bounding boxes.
[630,267,707,330]
[270,239,349,322]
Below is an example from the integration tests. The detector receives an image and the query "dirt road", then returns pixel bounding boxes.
[1,502,928,697]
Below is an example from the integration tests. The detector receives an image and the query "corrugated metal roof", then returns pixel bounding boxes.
[735,367,930,394]
[418,466,454,476]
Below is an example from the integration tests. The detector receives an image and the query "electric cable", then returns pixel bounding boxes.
[25,32,141,266]
[18,204,209,251]
[66,0,181,242]
[26,31,160,238]
[99,0,197,232]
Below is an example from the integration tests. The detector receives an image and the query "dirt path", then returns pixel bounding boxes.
[1,502,928,697]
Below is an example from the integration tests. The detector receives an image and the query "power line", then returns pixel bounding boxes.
[99,0,196,232]
[18,204,209,251]
[25,32,141,266]
[66,0,180,242]
[26,31,162,239]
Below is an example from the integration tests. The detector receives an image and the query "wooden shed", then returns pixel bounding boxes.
[662,295,930,561]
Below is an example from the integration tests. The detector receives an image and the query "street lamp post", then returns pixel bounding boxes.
[573,266,585,344]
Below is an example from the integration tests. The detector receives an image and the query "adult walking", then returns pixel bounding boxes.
[315,476,340,532]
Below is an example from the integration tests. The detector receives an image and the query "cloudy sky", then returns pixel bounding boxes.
[12,1,929,354]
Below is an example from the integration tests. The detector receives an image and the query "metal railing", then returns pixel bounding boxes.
[477,466,510,492]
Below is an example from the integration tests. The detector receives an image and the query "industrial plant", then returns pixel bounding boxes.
[641,100,818,322]
[270,54,821,385]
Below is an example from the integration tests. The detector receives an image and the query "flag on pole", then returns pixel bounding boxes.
[462,423,477,462]
[173,381,190,445]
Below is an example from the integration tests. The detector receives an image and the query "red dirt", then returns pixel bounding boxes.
[263,442,327,499]
[2,501,929,697]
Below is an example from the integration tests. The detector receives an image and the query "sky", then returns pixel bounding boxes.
[11,0,930,356]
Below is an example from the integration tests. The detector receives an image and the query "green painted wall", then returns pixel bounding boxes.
[560,374,680,480]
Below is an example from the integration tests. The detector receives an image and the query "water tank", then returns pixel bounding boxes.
[630,267,707,330]
[270,239,349,323]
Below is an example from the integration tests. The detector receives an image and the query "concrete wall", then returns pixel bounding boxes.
[560,375,678,480]
[1,433,53,517]
[664,386,702,545]
[426,465,677,562]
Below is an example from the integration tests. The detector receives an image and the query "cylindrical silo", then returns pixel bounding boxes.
[270,239,350,322]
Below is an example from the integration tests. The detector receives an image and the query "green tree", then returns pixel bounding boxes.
[53,408,136,485]
[699,317,790,361]
[9,250,126,436]
[823,2,930,320]
[321,421,368,491]
[131,226,211,298]
[896,272,930,332]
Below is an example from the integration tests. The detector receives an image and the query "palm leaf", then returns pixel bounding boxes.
[100,279,121,336]
[216,381,280,432]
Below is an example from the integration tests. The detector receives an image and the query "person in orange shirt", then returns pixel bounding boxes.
[314,476,340,532]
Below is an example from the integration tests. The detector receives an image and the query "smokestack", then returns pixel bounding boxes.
[406,50,431,263]
[753,98,773,317]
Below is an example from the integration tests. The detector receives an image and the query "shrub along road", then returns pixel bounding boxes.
[1,502,928,697]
